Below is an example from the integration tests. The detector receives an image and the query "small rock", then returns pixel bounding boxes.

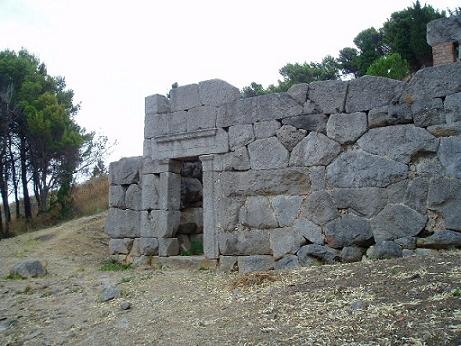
[100,285,120,302]
[366,241,402,260]
[120,301,131,310]
[351,300,367,311]
[9,259,47,278]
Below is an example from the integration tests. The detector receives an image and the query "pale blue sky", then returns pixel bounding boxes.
[0,0,459,162]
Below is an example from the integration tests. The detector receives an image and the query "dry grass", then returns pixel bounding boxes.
[71,175,109,216]
[230,272,280,290]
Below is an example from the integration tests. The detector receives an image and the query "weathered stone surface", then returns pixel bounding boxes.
[341,247,365,263]
[125,184,142,210]
[140,210,180,238]
[10,259,47,278]
[141,174,160,210]
[109,185,125,208]
[148,111,188,137]
[371,204,427,242]
[222,147,251,171]
[395,237,417,250]
[218,256,238,272]
[308,80,348,114]
[170,84,200,111]
[358,125,438,163]
[332,188,387,217]
[415,248,438,256]
[281,114,328,133]
[366,241,402,260]
[238,255,275,273]
[438,136,461,179]
[346,76,402,113]
[181,177,202,209]
[142,157,181,175]
[178,208,203,234]
[145,94,170,115]
[158,238,179,256]
[301,191,338,225]
[276,125,307,151]
[181,160,202,178]
[274,255,300,271]
[186,106,217,132]
[269,228,304,260]
[326,112,368,144]
[386,180,408,203]
[293,218,324,244]
[324,215,373,249]
[368,105,412,128]
[426,15,461,46]
[298,254,322,267]
[106,208,141,238]
[239,196,278,229]
[248,137,289,170]
[309,166,326,191]
[109,238,133,255]
[100,284,120,302]
[254,120,281,139]
[219,229,271,255]
[139,238,159,255]
[129,238,142,257]
[412,98,445,127]
[417,230,461,249]
[400,63,461,101]
[414,155,444,176]
[427,122,461,137]
[402,249,416,257]
[198,79,240,106]
[219,168,311,197]
[228,124,254,149]
[217,196,245,231]
[445,92,461,123]
[178,234,191,253]
[271,196,303,227]
[427,176,461,231]
[404,176,429,214]
[287,83,309,104]
[159,172,181,210]
[297,244,340,264]
[217,93,303,127]
[109,157,142,185]
[327,151,408,188]
[290,132,341,167]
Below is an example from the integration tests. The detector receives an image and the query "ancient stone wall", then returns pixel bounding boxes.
[106,62,461,272]
[427,15,461,65]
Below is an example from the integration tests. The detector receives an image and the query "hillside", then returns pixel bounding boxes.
[0,213,460,345]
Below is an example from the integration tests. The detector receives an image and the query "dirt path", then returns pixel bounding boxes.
[0,213,460,345]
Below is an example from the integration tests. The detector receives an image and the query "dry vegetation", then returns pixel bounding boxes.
[0,213,460,345]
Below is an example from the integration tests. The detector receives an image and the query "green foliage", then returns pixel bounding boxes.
[337,47,360,77]
[452,288,460,297]
[180,239,204,256]
[100,260,132,272]
[4,272,24,280]
[381,1,445,71]
[241,82,267,98]
[366,53,410,80]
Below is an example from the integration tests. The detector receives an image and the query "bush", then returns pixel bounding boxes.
[366,53,410,80]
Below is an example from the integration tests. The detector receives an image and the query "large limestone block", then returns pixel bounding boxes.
[109,238,133,255]
[412,98,445,127]
[366,241,402,260]
[125,184,142,211]
[254,120,281,139]
[341,246,365,263]
[269,228,305,260]
[216,196,245,231]
[159,172,181,210]
[417,230,461,249]
[145,94,170,115]
[308,80,348,114]
[368,106,412,128]
[228,124,254,149]
[332,188,387,217]
[281,114,328,133]
[271,195,303,227]
[445,92,461,123]
[178,208,203,234]
[287,83,309,104]
[239,196,278,229]
[297,244,340,264]
[426,15,461,46]
[219,168,311,197]
[292,218,324,244]
[404,176,429,214]
[248,137,289,170]
[106,208,141,238]
[109,157,142,185]
[301,190,338,225]
[170,84,200,111]
[427,176,461,231]
[400,63,461,101]
[141,210,181,238]
[219,229,271,255]
[139,238,159,256]
[289,132,341,167]
[358,125,438,163]
[142,157,181,175]
[371,204,427,242]
[276,125,306,151]
[237,255,275,273]
[324,215,373,249]
[158,238,180,256]
[327,150,408,188]
[222,147,251,171]
[198,79,240,106]
[274,255,300,271]
[346,76,402,113]
[438,136,461,179]
[216,93,303,127]
[141,174,161,210]
[326,112,368,144]
[109,185,125,208]
[186,106,217,132]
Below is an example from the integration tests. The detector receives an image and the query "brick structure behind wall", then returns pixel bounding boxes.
[432,42,457,66]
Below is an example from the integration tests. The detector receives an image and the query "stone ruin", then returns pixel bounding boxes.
[106,20,461,273]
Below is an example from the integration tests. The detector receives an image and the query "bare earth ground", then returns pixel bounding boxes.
[0,212,460,346]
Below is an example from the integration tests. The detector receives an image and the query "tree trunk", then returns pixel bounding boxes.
[0,205,4,238]
[19,136,32,219]
[8,135,20,219]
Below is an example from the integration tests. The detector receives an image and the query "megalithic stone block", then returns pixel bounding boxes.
[109,185,125,208]
[145,94,170,115]
[141,210,180,238]
[106,208,141,238]
[141,174,161,210]
[158,238,180,256]
[109,157,143,185]
[159,172,181,210]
